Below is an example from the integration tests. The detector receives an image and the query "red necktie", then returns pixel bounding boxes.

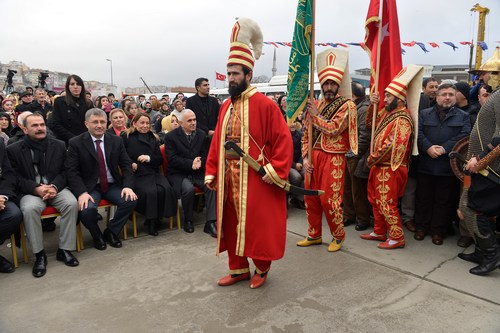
[95,140,109,193]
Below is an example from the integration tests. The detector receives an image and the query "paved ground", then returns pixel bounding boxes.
[1,206,499,333]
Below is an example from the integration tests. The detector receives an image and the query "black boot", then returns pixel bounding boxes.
[458,246,484,264]
[469,216,500,276]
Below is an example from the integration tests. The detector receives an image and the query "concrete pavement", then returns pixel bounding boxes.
[0,206,499,333]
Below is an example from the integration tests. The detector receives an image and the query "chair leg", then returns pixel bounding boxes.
[132,211,137,238]
[169,216,174,230]
[10,234,18,268]
[76,223,81,252]
[106,207,111,223]
[176,205,181,230]
[123,223,128,240]
[20,224,28,264]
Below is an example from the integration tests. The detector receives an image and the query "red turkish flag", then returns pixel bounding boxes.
[215,72,226,81]
[363,0,402,110]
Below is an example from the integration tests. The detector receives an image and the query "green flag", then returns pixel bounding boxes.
[287,0,312,124]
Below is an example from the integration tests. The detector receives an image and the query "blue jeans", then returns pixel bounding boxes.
[79,184,137,239]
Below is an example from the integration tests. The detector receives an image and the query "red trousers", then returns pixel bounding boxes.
[367,165,408,241]
[222,166,271,275]
[304,150,346,240]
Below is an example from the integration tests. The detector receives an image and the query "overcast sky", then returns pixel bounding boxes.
[1,0,499,89]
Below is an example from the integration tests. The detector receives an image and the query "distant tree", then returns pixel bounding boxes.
[251,75,269,83]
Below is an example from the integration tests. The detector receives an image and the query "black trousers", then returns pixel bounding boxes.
[415,173,460,235]
[0,201,23,245]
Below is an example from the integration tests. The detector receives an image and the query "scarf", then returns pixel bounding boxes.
[23,135,48,179]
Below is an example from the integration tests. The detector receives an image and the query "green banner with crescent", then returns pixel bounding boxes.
[287,0,312,124]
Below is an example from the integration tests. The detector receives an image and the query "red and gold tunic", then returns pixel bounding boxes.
[302,95,357,240]
[205,86,292,264]
[366,105,413,240]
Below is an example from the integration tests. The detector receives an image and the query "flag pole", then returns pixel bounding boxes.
[370,0,384,155]
[307,0,316,161]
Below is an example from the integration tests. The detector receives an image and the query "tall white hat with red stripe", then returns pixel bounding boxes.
[227,18,263,71]
[316,48,352,98]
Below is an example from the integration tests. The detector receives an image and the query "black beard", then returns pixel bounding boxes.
[228,80,248,97]
[385,98,399,111]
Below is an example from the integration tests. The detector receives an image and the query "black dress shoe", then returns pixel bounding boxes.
[56,249,79,267]
[204,221,217,238]
[32,252,47,278]
[184,220,194,233]
[103,229,122,248]
[148,220,159,236]
[343,219,355,227]
[0,255,15,273]
[355,224,369,231]
[290,198,306,210]
[457,236,474,248]
[94,237,107,251]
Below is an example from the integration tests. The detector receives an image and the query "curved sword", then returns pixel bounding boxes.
[224,141,324,196]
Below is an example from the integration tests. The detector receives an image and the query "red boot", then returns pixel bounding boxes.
[249,271,268,289]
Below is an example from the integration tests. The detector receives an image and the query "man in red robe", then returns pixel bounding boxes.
[205,18,292,289]
[360,65,423,249]
[296,48,358,252]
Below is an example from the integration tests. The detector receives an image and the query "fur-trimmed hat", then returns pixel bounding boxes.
[227,17,263,71]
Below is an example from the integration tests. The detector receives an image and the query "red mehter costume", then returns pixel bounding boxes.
[299,48,357,251]
[205,18,292,280]
[205,86,292,274]
[362,65,424,248]
[365,104,413,241]
[302,96,357,240]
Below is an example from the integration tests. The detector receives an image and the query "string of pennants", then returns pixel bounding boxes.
[264,41,500,54]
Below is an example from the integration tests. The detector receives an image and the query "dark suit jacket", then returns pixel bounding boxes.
[7,138,67,196]
[0,141,17,199]
[65,132,134,197]
[185,94,220,133]
[164,127,208,192]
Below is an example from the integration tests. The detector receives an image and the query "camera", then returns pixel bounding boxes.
[38,72,49,88]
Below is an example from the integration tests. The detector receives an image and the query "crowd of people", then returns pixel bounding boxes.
[0,74,222,278]
[0,41,499,284]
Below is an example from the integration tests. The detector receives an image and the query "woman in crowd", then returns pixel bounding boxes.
[50,74,93,144]
[0,112,12,144]
[106,108,128,136]
[121,113,177,236]
[1,99,16,126]
[157,114,179,143]
[97,96,113,113]
[160,101,171,116]
[171,99,184,122]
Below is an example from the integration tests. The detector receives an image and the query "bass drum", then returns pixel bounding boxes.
[449,136,469,182]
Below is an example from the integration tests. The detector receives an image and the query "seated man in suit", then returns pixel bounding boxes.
[7,113,79,277]
[164,109,216,237]
[0,141,23,274]
[66,108,137,250]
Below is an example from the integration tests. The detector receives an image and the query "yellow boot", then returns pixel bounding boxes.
[327,238,344,252]
[296,237,323,247]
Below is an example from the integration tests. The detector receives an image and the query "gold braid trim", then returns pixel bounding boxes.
[312,96,350,146]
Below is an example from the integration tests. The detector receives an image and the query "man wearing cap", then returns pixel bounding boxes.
[360,65,424,249]
[296,48,358,253]
[455,81,479,127]
[205,18,292,289]
[15,91,34,113]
